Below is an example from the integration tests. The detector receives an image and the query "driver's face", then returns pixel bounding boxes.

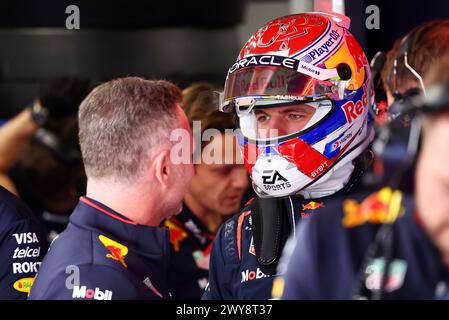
[255,104,316,138]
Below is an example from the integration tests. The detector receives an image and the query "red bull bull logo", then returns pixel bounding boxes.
[342,187,404,228]
[165,219,188,252]
[301,201,325,219]
[302,201,325,211]
[98,235,128,268]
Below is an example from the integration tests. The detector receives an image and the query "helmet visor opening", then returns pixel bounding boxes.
[223,66,337,104]
[237,99,333,141]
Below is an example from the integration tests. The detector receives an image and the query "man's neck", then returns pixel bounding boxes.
[86,178,162,227]
[184,192,221,233]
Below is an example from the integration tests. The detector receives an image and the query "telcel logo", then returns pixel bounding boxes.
[72,286,113,300]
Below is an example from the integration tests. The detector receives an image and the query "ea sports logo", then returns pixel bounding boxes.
[261,170,288,185]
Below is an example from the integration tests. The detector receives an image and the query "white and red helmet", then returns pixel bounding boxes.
[219,12,374,198]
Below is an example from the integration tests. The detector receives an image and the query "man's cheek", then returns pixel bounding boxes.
[432,181,449,224]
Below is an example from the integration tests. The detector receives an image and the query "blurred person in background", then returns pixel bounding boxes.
[0,107,41,194]
[277,20,449,300]
[380,21,449,105]
[165,83,249,300]
[0,79,90,300]
[0,78,92,242]
[371,20,449,192]
[0,173,48,299]
[29,77,194,300]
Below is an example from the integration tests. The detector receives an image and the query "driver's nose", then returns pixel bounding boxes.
[260,117,288,138]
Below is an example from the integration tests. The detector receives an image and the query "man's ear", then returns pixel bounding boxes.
[153,149,172,188]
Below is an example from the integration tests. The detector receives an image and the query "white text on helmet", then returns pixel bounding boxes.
[228,55,298,74]
[305,30,340,62]
[342,84,367,124]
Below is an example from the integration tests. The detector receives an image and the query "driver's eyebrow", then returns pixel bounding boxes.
[280,106,314,114]
[254,109,269,115]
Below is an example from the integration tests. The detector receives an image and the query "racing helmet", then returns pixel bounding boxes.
[218,12,375,198]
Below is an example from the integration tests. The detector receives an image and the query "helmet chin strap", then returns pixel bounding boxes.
[297,160,355,199]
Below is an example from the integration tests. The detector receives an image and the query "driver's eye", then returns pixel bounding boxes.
[287,113,305,121]
[256,114,270,123]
